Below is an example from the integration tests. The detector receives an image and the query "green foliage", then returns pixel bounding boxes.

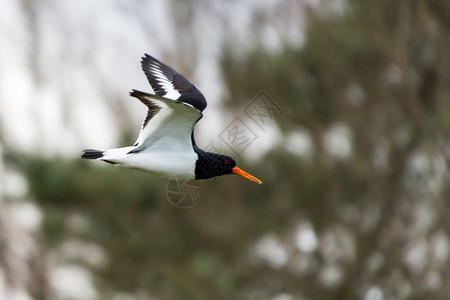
[22,156,162,242]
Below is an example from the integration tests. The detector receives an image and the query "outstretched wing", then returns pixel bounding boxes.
[141,54,207,111]
[129,90,202,153]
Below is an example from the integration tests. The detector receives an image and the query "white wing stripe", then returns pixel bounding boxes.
[149,66,181,100]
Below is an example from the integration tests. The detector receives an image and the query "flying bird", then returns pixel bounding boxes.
[81,54,262,184]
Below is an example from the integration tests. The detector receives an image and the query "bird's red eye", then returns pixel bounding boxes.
[224,159,230,165]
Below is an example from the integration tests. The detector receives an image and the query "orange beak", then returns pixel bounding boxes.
[232,167,262,184]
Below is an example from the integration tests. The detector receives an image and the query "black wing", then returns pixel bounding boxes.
[141,54,207,111]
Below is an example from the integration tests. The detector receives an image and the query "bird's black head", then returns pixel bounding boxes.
[195,151,236,180]
[194,149,262,184]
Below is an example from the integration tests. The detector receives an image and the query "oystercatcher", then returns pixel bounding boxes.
[81,54,262,184]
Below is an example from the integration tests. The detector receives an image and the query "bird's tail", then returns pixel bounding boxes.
[81,149,104,159]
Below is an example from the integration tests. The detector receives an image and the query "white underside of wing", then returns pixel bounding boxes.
[134,99,171,147]
[135,100,200,152]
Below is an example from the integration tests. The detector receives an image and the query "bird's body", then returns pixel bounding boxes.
[84,147,197,180]
[82,54,261,184]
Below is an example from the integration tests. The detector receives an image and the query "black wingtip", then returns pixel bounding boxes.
[142,53,152,60]
[141,53,155,67]
[81,149,104,160]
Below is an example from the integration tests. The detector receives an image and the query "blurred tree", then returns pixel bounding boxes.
[220,0,450,298]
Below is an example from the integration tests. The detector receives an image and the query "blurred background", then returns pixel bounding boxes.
[0,0,449,299]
